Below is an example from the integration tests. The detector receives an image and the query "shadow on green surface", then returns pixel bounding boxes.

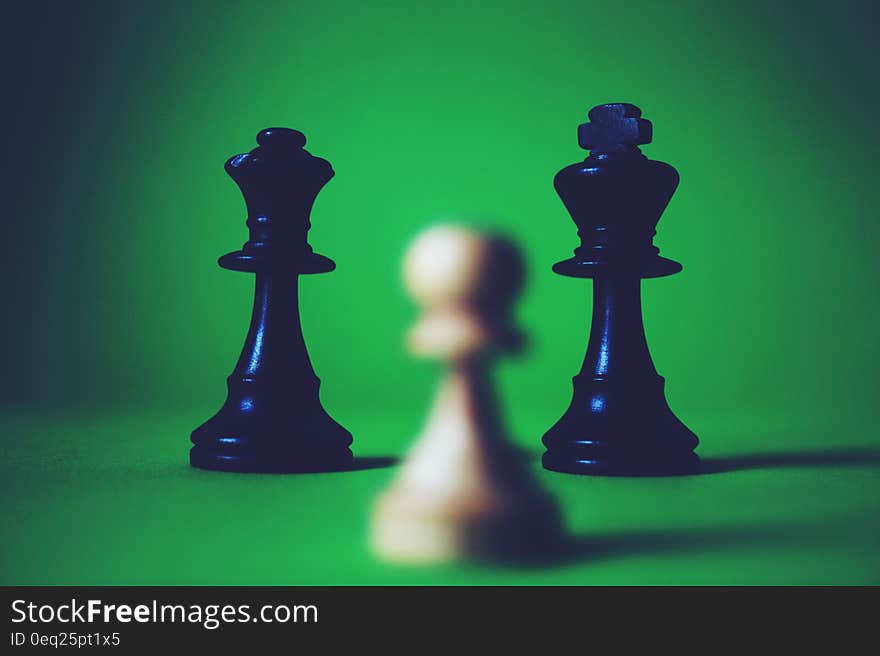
[496,516,854,571]
[350,456,398,471]
[183,455,399,476]
[518,445,880,477]
[701,446,880,474]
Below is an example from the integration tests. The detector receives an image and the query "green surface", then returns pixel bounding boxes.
[3,0,879,584]
[1,408,878,584]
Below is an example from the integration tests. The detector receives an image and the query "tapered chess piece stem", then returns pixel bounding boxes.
[372,226,560,563]
[542,103,699,476]
[190,128,353,473]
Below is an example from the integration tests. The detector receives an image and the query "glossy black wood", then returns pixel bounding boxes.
[190,128,353,472]
[542,104,699,475]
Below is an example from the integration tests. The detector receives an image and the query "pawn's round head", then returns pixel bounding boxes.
[404,225,488,308]
[403,224,525,360]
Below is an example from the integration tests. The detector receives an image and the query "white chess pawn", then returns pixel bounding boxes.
[371,225,560,564]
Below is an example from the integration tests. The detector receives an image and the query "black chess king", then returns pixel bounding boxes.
[542,103,699,476]
[190,128,354,472]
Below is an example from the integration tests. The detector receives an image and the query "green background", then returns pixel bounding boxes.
[2,0,878,584]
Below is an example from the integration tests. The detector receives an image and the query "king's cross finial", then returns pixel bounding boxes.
[578,103,653,152]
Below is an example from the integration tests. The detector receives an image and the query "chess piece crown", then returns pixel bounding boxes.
[553,103,682,279]
[219,127,336,274]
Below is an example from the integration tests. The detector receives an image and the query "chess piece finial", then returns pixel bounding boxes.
[542,103,699,475]
[577,103,652,152]
[190,128,353,473]
[372,225,559,563]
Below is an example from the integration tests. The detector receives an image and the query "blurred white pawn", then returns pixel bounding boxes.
[371,225,559,564]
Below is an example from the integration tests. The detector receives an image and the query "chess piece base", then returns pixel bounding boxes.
[542,374,699,476]
[371,494,473,564]
[371,489,560,564]
[190,387,353,473]
[189,444,353,474]
[542,448,699,476]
